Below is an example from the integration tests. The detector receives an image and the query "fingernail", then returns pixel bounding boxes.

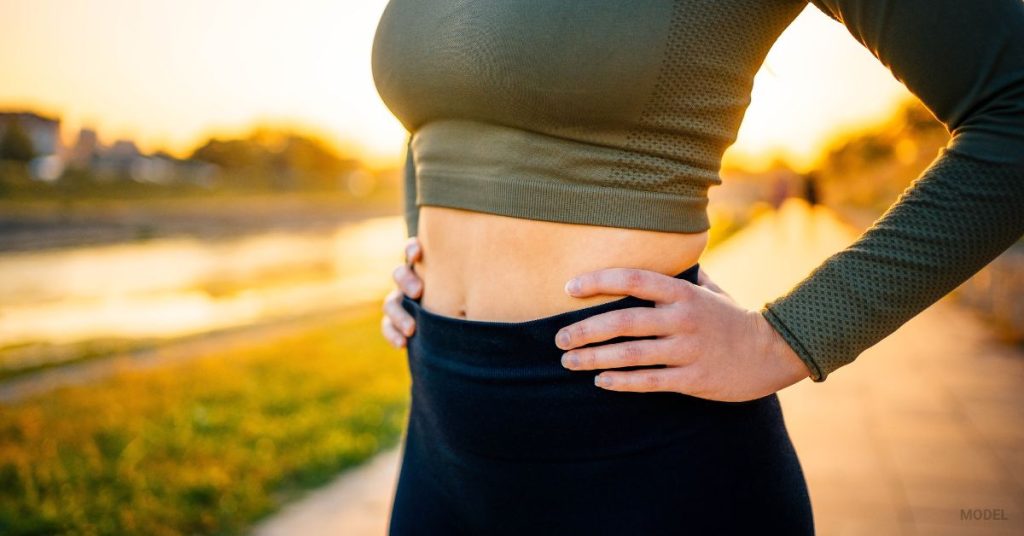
[561,353,576,369]
[555,330,570,348]
[564,279,580,295]
[595,375,609,387]
[402,320,414,334]
[410,281,421,294]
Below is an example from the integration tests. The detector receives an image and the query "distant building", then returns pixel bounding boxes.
[0,111,61,157]
[107,139,141,160]
[92,139,141,179]
[67,127,100,169]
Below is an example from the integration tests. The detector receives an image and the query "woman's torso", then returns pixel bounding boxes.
[414,206,708,321]
[374,0,806,321]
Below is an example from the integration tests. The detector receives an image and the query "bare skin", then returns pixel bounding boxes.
[381,205,810,402]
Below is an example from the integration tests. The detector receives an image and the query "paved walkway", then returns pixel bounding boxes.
[250,199,1024,536]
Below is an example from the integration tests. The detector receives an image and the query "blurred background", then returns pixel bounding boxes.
[1,1,1021,535]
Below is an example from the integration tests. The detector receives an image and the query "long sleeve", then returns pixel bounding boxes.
[403,133,419,238]
[761,0,1024,382]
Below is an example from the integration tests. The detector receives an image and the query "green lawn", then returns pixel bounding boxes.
[0,304,410,536]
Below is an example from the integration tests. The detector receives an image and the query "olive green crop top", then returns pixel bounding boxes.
[371,0,1024,382]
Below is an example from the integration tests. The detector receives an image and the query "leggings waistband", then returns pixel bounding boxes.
[399,262,701,364]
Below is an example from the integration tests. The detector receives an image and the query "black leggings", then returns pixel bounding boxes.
[389,263,814,535]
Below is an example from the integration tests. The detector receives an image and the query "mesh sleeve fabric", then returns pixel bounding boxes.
[763,151,1024,381]
[403,133,419,238]
[762,0,1024,382]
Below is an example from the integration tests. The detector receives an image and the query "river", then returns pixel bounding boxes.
[0,216,405,354]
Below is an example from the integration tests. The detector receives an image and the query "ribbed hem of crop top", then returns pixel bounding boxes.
[399,145,711,236]
[761,147,1024,382]
[418,173,709,234]
[403,119,714,235]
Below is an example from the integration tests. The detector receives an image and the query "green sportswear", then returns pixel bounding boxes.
[371,0,1024,382]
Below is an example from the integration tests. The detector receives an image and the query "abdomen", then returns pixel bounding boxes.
[414,205,708,321]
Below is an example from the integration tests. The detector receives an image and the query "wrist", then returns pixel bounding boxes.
[755,310,811,383]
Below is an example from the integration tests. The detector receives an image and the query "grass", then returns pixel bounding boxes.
[0,304,410,536]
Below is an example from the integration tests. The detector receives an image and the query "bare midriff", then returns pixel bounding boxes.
[413,206,709,322]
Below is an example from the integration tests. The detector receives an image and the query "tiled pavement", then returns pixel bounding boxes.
[251,200,1024,535]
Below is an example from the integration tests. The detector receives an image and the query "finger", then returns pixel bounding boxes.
[593,367,688,393]
[383,290,416,337]
[380,315,407,348]
[404,237,422,266]
[561,338,690,370]
[555,306,675,350]
[392,264,423,298]
[565,267,692,304]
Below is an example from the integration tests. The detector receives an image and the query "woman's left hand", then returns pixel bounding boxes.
[556,266,810,402]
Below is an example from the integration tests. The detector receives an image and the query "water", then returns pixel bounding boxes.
[0,216,406,349]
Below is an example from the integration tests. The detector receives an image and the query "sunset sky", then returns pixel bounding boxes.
[0,0,914,171]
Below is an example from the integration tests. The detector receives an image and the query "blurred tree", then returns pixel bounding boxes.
[190,138,263,169]
[190,127,360,191]
[0,119,35,162]
[816,97,949,216]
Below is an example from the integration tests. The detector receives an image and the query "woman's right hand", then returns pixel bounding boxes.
[381,237,423,348]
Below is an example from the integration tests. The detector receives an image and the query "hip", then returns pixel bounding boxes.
[393,273,814,534]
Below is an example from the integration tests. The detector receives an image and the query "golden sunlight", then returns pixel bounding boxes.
[0,0,911,169]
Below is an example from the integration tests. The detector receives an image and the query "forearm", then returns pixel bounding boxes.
[761,147,1024,381]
